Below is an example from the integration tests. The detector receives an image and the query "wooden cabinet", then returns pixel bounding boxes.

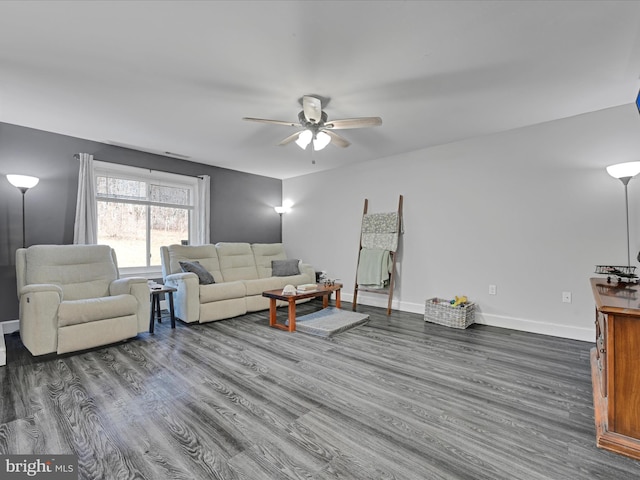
[590,278,640,460]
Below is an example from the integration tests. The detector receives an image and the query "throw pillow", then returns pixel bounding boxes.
[272,259,300,277]
[179,260,215,285]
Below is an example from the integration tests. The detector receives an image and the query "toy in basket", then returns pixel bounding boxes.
[424,297,475,329]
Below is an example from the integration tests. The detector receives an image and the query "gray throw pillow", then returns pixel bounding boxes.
[272,259,300,277]
[179,260,215,285]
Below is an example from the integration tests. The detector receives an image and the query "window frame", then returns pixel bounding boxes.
[93,161,200,277]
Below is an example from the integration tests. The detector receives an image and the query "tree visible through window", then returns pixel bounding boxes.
[94,164,197,269]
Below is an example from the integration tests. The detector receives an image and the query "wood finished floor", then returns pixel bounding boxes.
[2,300,640,480]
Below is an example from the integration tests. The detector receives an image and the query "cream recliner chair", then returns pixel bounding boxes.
[16,244,150,356]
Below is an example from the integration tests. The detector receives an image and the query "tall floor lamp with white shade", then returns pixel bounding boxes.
[606,161,640,267]
[6,174,40,249]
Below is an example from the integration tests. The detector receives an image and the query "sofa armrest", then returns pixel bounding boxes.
[164,272,200,323]
[110,277,151,333]
[110,276,147,295]
[19,283,64,356]
[20,283,64,298]
[299,262,316,284]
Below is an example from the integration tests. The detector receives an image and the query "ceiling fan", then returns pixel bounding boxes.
[243,95,382,151]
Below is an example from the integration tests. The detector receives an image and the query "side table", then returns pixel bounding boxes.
[149,284,177,334]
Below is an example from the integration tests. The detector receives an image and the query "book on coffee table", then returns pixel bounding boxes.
[297,284,318,292]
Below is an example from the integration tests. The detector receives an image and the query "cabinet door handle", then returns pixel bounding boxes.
[600,348,606,354]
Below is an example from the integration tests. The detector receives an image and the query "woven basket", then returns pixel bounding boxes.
[424,298,475,329]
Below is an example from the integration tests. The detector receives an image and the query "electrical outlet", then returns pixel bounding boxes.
[562,291,572,303]
[489,284,497,295]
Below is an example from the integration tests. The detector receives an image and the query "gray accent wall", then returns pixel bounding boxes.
[0,122,282,323]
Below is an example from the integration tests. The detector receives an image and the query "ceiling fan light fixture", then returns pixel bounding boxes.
[243,94,382,151]
[295,129,312,150]
[313,131,331,151]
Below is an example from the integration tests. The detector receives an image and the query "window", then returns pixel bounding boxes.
[94,161,206,274]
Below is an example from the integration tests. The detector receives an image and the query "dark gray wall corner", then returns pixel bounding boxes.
[0,122,282,322]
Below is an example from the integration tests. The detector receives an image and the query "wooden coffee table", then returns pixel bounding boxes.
[262,284,342,332]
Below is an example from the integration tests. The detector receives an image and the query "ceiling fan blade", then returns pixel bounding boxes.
[243,117,299,127]
[323,130,351,148]
[278,131,302,146]
[324,117,382,129]
[302,95,323,124]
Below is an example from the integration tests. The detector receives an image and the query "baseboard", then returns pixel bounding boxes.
[1,319,19,335]
[1,319,20,335]
[342,293,593,342]
[473,312,593,342]
[0,320,13,367]
[0,293,594,352]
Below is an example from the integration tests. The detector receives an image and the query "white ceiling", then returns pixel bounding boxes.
[1,1,640,179]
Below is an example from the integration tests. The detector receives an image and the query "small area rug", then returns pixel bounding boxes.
[292,307,369,338]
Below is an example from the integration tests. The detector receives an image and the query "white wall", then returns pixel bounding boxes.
[282,104,640,341]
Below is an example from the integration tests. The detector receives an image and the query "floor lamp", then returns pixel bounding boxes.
[6,174,40,249]
[606,162,640,267]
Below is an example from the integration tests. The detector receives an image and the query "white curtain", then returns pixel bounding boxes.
[73,153,97,244]
[196,175,210,244]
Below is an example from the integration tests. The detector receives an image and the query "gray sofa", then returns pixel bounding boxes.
[16,244,150,356]
[160,242,315,324]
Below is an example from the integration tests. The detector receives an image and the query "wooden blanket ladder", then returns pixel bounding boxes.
[352,195,403,315]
